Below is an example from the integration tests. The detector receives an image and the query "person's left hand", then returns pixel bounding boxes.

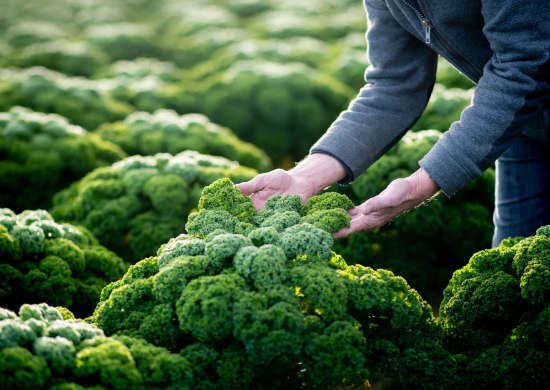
[333,168,440,238]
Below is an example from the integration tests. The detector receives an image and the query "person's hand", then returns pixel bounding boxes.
[333,168,440,238]
[236,169,317,210]
[237,153,347,210]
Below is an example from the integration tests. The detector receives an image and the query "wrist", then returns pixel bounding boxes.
[289,153,347,195]
[405,168,441,203]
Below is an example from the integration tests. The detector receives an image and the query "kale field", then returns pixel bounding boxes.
[1,0,549,389]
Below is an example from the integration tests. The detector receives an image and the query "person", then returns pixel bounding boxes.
[237,0,550,246]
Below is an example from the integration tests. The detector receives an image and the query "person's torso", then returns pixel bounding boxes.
[382,0,490,82]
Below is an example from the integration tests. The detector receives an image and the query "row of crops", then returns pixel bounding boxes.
[3,182,550,389]
[3,0,544,389]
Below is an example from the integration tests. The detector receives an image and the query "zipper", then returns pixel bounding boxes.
[416,0,432,44]
[421,18,431,44]
[400,0,431,44]
[399,0,482,80]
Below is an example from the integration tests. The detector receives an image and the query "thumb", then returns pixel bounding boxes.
[236,175,265,195]
[333,215,367,239]
[347,207,363,217]
[360,196,382,215]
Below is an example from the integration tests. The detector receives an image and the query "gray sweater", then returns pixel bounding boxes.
[311,0,550,196]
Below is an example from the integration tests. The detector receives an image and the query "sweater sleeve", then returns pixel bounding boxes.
[310,0,438,183]
[419,1,550,196]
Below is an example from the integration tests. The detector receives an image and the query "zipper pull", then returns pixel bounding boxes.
[421,19,431,44]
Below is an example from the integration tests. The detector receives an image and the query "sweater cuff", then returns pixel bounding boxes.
[419,140,481,197]
[310,130,373,185]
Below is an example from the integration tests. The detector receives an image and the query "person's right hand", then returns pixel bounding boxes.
[236,169,318,210]
[237,153,348,210]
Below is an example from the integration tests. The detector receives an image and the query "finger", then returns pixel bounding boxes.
[361,185,403,215]
[250,192,269,211]
[359,197,381,215]
[332,229,349,239]
[347,207,363,217]
[333,215,369,238]
[334,209,393,238]
[336,207,366,238]
[362,178,414,215]
[236,175,265,195]
[334,217,371,238]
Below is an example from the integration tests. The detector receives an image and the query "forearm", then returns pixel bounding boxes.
[420,1,550,196]
[289,153,347,194]
[311,0,437,184]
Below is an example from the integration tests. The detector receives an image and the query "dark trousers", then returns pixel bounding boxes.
[492,134,550,246]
